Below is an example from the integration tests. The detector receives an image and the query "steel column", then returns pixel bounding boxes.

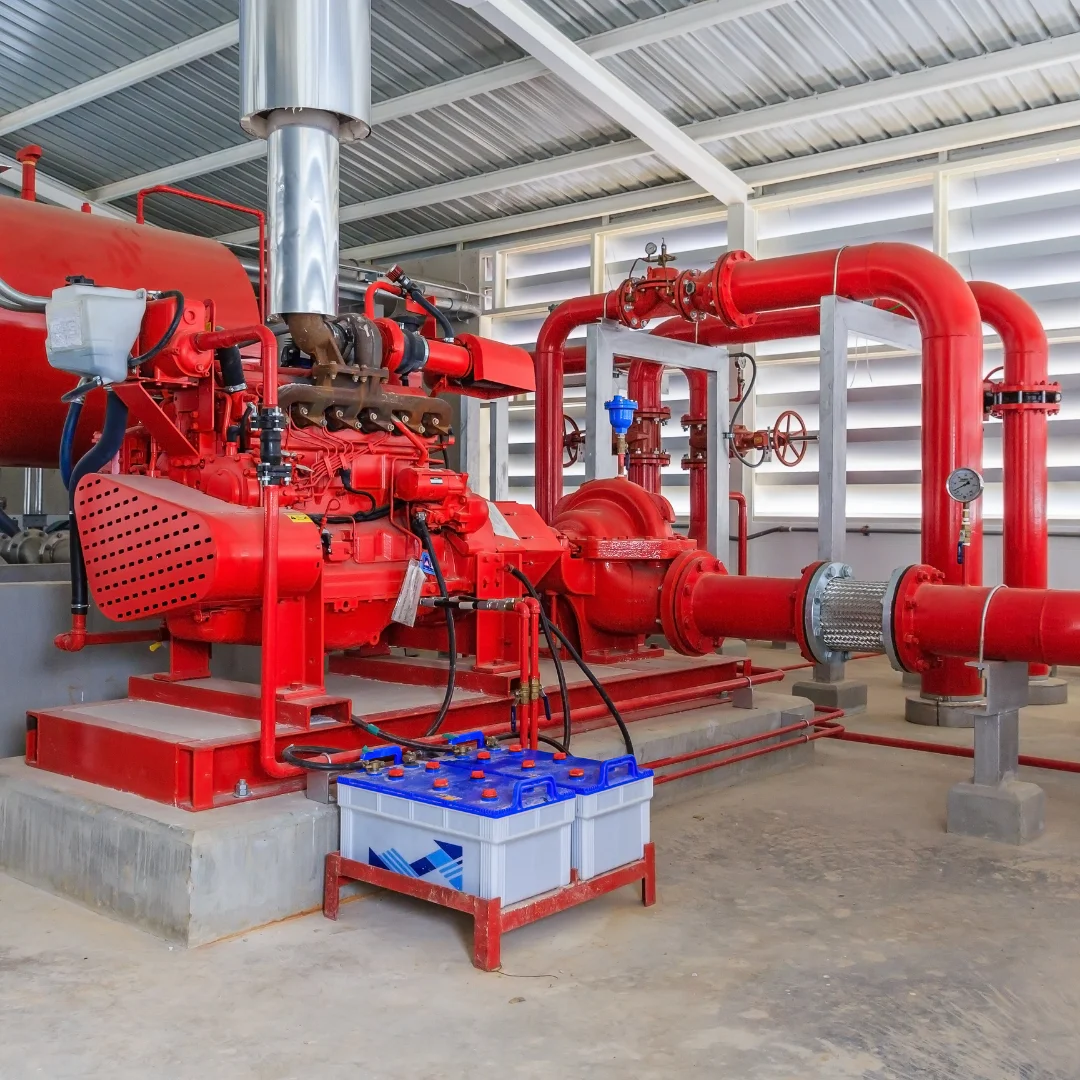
[488,398,510,500]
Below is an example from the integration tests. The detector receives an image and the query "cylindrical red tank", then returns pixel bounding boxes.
[0,198,258,468]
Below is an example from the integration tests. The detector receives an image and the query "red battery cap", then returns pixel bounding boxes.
[481,788,498,799]
[508,744,523,753]
[553,752,567,760]
[425,760,441,771]
[471,770,485,779]
[568,767,585,778]
[388,767,404,778]
[477,750,491,760]
[521,759,536,769]
[433,778,449,789]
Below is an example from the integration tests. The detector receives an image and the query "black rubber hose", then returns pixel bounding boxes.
[412,514,457,737]
[129,290,184,368]
[350,718,451,755]
[410,291,455,342]
[60,399,83,489]
[509,567,633,757]
[216,345,246,392]
[281,743,378,772]
[67,393,129,616]
[507,566,573,751]
[336,468,378,511]
[0,508,17,538]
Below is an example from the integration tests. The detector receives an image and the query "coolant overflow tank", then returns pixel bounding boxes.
[45,283,147,384]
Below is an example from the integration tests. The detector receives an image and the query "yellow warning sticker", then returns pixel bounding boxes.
[436,794,463,802]
[286,513,313,524]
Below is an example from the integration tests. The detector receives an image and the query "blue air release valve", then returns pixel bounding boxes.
[604,394,638,476]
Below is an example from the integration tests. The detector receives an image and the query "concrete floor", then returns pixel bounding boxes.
[3,652,1080,1078]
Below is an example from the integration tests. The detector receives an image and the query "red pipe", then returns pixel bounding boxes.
[691,573,801,643]
[729,492,748,575]
[837,730,1080,775]
[908,582,1080,668]
[626,359,665,493]
[196,323,299,780]
[15,145,42,202]
[137,185,267,322]
[653,716,845,785]
[969,281,1053,678]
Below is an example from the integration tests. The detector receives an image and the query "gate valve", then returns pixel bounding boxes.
[604,394,638,477]
[728,410,811,467]
[562,413,584,468]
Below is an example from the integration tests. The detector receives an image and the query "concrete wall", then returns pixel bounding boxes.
[0,571,258,759]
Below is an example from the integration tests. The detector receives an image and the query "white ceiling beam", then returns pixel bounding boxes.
[0,22,239,140]
[339,109,1080,260]
[449,0,749,204]
[92,0,781,204]
[220,30,1080,246]
[0,153,129,218]
[342,183,704,262]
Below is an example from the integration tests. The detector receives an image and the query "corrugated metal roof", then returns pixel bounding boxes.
[0,0,1078,251]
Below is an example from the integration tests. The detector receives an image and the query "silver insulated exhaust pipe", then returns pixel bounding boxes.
[239,0,371,319]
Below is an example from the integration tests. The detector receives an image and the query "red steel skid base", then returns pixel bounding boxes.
[323,843,657,971]
[26,655,773,811]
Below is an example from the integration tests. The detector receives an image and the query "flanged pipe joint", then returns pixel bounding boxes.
[658,553,1080,676]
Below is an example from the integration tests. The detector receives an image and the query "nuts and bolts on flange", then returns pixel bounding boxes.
[233,779,250,798]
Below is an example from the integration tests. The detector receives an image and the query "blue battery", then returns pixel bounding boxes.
[337,758,575,903]
[441,735,654,879]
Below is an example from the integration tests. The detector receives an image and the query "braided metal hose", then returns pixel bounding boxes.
[820,578,888,653]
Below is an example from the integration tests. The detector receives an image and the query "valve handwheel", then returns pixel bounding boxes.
[772,409,808,467]
[563,414,584,468]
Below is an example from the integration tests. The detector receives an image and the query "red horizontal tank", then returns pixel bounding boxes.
[0,197,258,468]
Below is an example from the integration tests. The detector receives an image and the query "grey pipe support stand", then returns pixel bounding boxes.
[946,661,1046,844]
[793,297,920,714]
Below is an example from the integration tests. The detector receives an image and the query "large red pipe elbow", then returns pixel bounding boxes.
[968,281,1052,678]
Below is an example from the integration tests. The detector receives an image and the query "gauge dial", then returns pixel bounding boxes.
[946,467,984,503]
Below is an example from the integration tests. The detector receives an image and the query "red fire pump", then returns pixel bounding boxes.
[14,196,1080,811]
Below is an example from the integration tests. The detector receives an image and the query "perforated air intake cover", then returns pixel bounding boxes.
[75,474,321,622]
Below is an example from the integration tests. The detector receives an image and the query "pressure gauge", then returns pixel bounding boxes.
[946,467,984,504]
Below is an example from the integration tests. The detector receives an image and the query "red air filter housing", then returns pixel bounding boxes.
[75,475,322,622]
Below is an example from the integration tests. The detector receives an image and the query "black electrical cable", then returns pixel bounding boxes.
[67,393,129,617]
[508,566,632,757]
[413,513,457,737]
[60,399,83,489]
[507,566,573,751]
[307,505,390,527]
[281,744,372,772]
[727,351,764,469]
[336,468,378,512]
[129,290,184,368]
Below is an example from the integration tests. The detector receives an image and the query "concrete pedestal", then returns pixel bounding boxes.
[901,671,921,689]
[719,639,748,657]
[0,693,816,943]
[1027,676,1068,706]
[905,695,980,728]
[0,758,340,946]
[946,779,1046,845]
[789,678,867,715]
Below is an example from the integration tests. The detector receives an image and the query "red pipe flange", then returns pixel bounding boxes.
[790,561,825,663]
[673,269,706,323]
[887,563,945,673]
[661,549,724,656]
[709,250,758,329]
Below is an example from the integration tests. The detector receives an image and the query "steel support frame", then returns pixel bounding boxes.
[585,321,729,556]
[26,655,768,810]
[815,296,921,683]
[323,843,656,970]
